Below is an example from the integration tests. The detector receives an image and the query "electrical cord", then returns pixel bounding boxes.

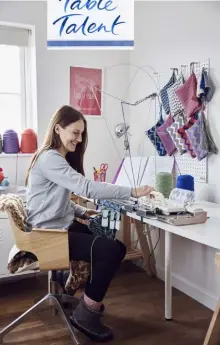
[148,228,161,277]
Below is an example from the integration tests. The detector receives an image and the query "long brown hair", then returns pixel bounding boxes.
[26,105,88,185]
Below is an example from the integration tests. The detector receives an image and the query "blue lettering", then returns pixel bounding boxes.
[87,22,97,33]
[86,0,97,10]
[97,0,117,11]
[53,13,125,37]
[53,14,81,36]
[64,0,71,12]
[111,15,124,34]
[70,0,86,10]
[63,0,117,12]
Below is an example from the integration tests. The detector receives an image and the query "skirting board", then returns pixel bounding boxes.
[156,266,218,312]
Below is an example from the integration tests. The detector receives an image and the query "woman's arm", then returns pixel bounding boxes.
[38,150,132,200]
[71,201,87,217]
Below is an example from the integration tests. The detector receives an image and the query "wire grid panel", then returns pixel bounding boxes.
[175,155,207,183]
[156,59,210,91]
[155,59,210,183]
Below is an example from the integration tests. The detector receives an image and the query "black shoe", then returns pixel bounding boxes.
[70,298,113,342]
[79,295,105,314]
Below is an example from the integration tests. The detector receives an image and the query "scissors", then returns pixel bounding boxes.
[100,163,108,172]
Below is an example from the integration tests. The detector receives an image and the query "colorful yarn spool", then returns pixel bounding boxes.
[3,129,20,154]
[0,135,3,154]
[20,129,37,153]
[176,174,194,192]
[155,172,173,198]
[0,171,4,183]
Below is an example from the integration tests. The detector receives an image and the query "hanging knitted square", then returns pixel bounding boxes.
[177,113,198,158]
[167,112,186,154]
[145,107,167,156]
[160,72,176,114]
[167,74,185,116]
[197,68,214,102]
[156,114,177,156]
[175,72,201,118]
[185,112,208,161]
[202,112,218,154]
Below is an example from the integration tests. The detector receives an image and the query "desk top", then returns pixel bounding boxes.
[127,201,220,250]
[75,196,220,251]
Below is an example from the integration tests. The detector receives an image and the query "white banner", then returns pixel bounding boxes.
[47,0,134,49]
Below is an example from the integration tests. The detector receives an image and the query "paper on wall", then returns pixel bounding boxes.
[141,156,174,187]
[115,156,174,188]
[115,156,149,188]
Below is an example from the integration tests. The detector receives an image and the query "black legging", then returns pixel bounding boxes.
[68,221,126,302]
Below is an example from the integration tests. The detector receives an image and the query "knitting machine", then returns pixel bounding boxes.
[97,188,207,227]
[137,190,207,225]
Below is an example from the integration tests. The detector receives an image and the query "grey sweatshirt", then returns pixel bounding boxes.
[26,149,132,229]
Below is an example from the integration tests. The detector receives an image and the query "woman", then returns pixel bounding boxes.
[26,105,154,342]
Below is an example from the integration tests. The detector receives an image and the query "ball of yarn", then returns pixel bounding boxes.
[155,172,173,198]
[0,172,4,183]
[20,129,37,153]
[176,174,194,192]
[1,177,9,187]
[3,129,20,154]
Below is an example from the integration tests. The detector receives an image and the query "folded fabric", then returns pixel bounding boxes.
[167,74,185,116]
[160,72,176,114]
[197,68,214,102]
[145,108,167,156]
[185,112,208,161]
[156,114,176,156]
[200,111,218,154]
[166,113,186,154]
[177,114,198,158]
[175,72,201,117]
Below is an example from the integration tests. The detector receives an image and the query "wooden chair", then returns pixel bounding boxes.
[0,196,87,345]
[203,252,220,345]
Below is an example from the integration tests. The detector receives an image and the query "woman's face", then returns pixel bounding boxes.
[55,119,85,154]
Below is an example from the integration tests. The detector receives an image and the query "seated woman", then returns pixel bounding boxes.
[25,105,154,342]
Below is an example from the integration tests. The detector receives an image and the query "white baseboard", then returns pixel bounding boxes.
[156,266,218,311]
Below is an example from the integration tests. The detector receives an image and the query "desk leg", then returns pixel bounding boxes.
[165,231,172,320]
[203,297,220,345]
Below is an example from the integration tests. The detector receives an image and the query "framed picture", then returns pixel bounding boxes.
[70,66,103,117]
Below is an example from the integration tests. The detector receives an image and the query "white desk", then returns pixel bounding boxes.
[126,201,220,320]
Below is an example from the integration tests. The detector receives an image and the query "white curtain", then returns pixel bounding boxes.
[0,24,30,46]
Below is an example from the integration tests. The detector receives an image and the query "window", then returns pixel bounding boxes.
[0,23,37,136]
[0,45,25,134]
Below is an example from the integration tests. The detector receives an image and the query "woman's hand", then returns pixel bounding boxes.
[84,209,100,219]
[131,185,155,198]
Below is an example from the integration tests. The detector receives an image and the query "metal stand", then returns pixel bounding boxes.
[0,272,80,345]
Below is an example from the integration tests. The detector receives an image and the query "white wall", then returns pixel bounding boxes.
[130,1,220,310]
[0,1,130,183]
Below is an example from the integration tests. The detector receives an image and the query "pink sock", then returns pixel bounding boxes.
[83,294,102,311]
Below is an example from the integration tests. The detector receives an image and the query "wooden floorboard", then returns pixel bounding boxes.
[0,263,213,345]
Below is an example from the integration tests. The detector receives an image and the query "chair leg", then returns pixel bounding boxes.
[49,295,80,345]
[0,293,80,345]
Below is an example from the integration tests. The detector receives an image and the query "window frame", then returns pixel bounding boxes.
[0,21,38,135]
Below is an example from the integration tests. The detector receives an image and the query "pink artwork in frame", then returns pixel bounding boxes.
[70,66,103,117]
